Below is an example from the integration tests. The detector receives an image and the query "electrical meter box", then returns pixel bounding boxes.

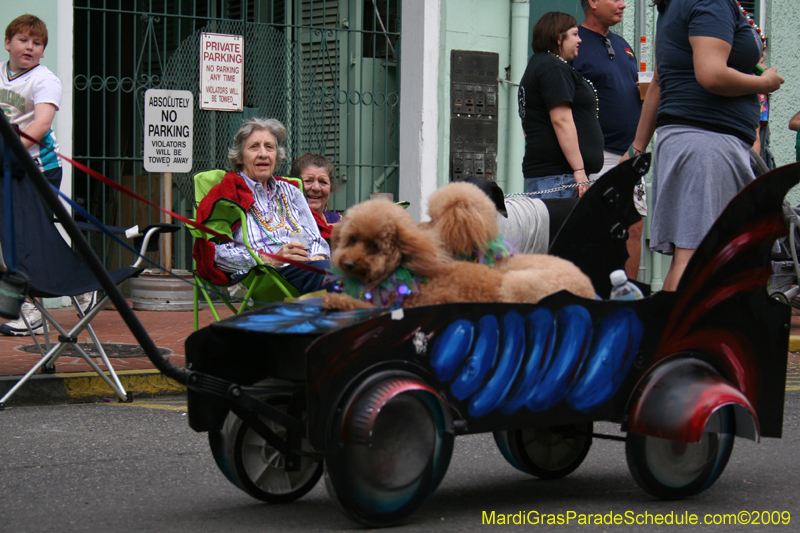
[450,50,499,182]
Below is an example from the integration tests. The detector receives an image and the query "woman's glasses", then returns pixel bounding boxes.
[601,36,615,60]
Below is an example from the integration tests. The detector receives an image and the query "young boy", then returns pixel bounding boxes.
[2,14,62,181]
[1,14,63,336]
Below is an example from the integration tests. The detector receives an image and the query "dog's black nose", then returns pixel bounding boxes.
[342,260,355,272]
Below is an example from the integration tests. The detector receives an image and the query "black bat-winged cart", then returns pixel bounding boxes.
[181,157,797,526]
[2,113,795,527]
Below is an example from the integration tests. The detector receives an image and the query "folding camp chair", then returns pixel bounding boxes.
[189,170,304,330]
[0,144,178,406]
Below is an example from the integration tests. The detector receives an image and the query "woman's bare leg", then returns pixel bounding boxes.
[662,247,694,292]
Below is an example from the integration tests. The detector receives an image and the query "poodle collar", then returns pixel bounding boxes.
[464,235,515,266]
[326,266,425,309]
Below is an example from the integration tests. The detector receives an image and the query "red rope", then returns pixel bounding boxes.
[16,129,327,275]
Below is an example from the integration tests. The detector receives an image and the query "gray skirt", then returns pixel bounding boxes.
[650,125,754,254]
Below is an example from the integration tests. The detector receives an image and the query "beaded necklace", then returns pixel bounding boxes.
[735,1,767,49]
[245,174,302,250]
[550,53,599,118]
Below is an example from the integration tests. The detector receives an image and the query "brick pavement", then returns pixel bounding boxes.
[0,302,233,406]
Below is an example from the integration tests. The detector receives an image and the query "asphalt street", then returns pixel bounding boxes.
[1,389,798,532]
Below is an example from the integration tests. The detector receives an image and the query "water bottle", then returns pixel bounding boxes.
[609,270,644,301]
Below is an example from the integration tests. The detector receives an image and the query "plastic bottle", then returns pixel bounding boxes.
[609,270,644,301]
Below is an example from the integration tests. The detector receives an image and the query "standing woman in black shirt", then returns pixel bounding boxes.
[518,12,604,198]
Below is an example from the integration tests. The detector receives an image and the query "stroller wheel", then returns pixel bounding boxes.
[212,379,323,503]
[769,291,789,305]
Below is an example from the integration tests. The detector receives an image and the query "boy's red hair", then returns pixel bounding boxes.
[5,14,48,48]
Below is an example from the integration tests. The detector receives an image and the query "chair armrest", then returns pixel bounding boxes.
[131,223,181,254]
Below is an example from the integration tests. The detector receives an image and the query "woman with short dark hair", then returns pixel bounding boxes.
[518,11,604,199]
[290,153,341,240]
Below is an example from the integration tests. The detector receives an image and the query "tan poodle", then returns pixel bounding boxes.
[425,181,596,302]
[323,199,507,310]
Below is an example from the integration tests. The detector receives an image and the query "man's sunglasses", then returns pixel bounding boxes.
[602,36,615,60]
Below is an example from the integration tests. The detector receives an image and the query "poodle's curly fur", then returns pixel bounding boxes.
[322,199,507,310]
[425,182,499,259]
[425,181,596,302]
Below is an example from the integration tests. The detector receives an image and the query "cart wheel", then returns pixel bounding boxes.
[769,290,789,305]
[324,376,454,526]
[211,381,323,504]
[493,422,593,479]
[626,407,735,499]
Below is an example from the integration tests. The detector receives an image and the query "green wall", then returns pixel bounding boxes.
[438,0,514,192]
[765,0,800,193]
[529,0,583,23]
[528,0,583,53]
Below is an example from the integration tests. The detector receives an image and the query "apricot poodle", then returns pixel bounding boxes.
[322,199,507,310]
[425,181,596,302]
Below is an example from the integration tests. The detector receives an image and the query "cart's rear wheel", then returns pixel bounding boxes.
[626,407,735,499]
[324,375,454,527]
[493,422,593,479]
[210,380,323,503]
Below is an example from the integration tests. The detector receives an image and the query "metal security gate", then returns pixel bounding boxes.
[72,0,399,272]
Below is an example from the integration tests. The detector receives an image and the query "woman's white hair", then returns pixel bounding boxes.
[227,117,288,172]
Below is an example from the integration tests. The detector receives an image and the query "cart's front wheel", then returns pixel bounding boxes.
[493,422,593,479]
[626,407,735,499]
[324,375,454,527]
[209,381,323,504]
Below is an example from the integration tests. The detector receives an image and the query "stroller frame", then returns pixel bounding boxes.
[770,201,800,304]
[0,224,174,407]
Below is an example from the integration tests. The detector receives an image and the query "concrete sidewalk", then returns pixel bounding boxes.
[0,302,233,408]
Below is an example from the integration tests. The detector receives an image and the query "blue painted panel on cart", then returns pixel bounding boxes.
[430,306,643,415]
[222,301,386,335]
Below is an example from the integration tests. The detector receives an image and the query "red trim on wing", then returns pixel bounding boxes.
[657,329,754,402]
[628,373,757,442]
[658,216,784,359]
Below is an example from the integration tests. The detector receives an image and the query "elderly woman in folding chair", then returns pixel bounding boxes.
[195,118,330,296]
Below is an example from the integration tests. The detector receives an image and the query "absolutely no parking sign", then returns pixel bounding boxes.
[143,89,194,173]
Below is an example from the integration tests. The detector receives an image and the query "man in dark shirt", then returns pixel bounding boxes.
[572,0,645,279]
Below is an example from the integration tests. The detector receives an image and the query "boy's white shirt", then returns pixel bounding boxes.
[1,60,62,170]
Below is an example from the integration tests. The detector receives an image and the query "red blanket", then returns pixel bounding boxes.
[192,172,253,285]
